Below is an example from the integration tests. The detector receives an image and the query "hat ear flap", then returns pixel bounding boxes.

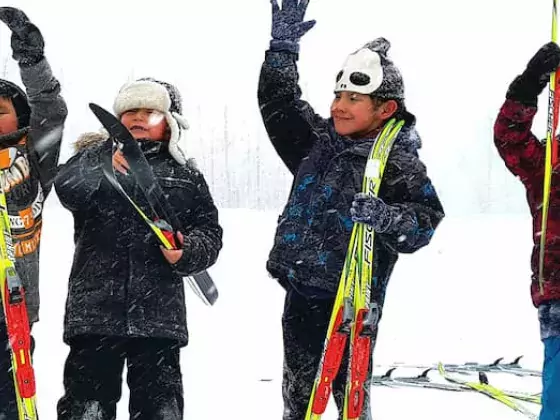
[172,112,189,130]
[164,112,187,165]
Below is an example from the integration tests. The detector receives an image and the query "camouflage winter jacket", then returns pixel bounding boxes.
[258,50,444,303]
[0,58,67,326]
[494,98,560,308]
[54,136,223,346]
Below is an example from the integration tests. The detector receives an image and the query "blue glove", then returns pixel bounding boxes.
[0,7,44,66]
[270,0,316,54]
[350,193,394,233]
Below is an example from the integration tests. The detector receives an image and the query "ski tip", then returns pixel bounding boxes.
[510,355,523,365]
[88,102,112,121]
[88,102,102,113]
[88,102,117,121]
[436,362,445,373]
[382,367,397,378]
[491,357,504,366]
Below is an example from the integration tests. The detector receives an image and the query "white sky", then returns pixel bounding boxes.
[0,0,554,215]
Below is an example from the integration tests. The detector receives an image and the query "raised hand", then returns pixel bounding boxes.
[270,0,316,54]
[0,7,44,66]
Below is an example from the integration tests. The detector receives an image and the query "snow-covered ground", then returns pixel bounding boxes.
[31,195,543,419]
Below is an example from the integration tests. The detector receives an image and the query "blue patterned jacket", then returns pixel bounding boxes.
[258,50,444,301]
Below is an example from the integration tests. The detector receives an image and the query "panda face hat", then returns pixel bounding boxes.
[334,37,404,100]
[334,48,384,95]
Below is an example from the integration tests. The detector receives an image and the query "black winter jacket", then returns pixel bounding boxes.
[55,135,222,346]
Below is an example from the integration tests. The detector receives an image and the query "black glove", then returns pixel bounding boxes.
[506,42,560,106]
[0,7,44,67]
[270,0,316,54]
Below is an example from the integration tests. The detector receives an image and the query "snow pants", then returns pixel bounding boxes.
[0,324,35,420]
[57,335,183,420]
[541,337,560,420]
[281,288,376,420]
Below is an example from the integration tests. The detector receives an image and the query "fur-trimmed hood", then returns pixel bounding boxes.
[73,131,109,153]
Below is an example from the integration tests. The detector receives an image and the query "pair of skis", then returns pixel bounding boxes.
[0,149,37,419]
[305,118,404,420]
[377,355,542,377]
[374,365,540,401]
[539,0,560,291]
[373,365,540,419]
[89,103,219,306]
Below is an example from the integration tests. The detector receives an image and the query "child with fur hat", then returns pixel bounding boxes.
[0,7,67,418]
[259,1,444,418]
[54,78,222,420]
[494,42,560,420]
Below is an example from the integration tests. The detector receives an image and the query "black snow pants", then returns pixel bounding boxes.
[57,335,183,420]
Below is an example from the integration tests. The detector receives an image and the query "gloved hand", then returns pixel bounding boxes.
[0,7,44,66]
[350,193,397,233]
[506,42,560,106]
[270,0,316,54]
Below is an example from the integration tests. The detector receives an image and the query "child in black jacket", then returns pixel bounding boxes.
[55,78,222,420]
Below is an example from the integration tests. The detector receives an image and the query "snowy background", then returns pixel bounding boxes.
[0,0,553,418]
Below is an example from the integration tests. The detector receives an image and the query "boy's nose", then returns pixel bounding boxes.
[332,100,347,114]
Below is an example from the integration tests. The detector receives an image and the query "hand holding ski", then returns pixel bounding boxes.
[112,148,129,175]
[350,193,394,233]
[161,231,184,264]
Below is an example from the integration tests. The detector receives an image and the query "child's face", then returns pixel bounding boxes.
[0,97,18,136]
[330,92,396,139]
[120,108,169,141]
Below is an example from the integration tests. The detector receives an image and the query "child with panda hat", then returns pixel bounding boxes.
[258,1,444,418]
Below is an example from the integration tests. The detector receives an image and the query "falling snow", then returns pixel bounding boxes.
[0,0,554,418]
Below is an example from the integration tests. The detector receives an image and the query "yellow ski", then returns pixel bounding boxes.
[305,118,403,419]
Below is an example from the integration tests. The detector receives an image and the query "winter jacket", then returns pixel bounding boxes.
[0,58,67,325]
[257,50,444,302]
[494,98,560,307]
[54,136,223,346]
